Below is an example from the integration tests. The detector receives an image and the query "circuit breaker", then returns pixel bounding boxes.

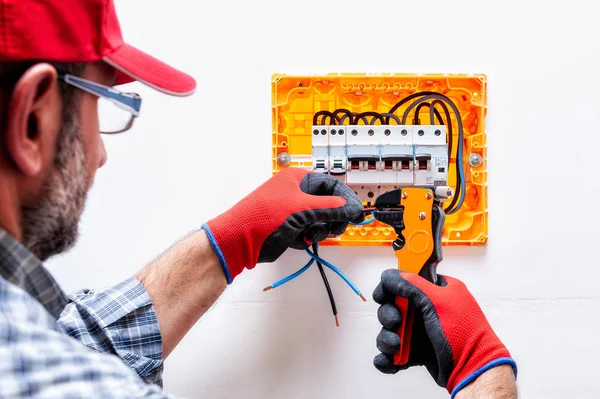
[311,124,448,202]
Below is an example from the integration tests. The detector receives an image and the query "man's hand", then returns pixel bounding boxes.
[202,168,364,283]
[373,269,517,398]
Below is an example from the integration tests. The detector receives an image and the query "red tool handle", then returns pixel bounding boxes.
[393,297,415,365]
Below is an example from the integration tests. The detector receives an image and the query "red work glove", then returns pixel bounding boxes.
[373,269,517,398]
[202,168,364,284]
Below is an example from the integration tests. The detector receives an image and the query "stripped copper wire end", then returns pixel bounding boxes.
[335,314,340,327]
[360,293,367,302]
[263,286,273,292]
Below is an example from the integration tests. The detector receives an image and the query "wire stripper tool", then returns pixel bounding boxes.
[371,186,452,365]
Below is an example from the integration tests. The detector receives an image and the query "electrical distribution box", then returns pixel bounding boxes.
[271,73,488,247]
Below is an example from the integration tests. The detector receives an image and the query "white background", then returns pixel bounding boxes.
[45,0,600,398]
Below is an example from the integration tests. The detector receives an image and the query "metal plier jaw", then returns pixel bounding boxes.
[372,187,450,285]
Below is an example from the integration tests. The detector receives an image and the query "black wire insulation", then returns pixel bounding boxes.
[381,113,401,125]
[312,243,337,320]
[413,102,444,125]
[352,111,384,125]
[333,109,353,125]
[338,113,368,125]
[429,100,453,161]
[313,111,335,125]
[322,113,335,125]
[385,91,442,124]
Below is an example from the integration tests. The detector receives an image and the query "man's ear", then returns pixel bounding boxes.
[3,63,61,177]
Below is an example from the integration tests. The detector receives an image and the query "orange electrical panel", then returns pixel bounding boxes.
[271,73,488,247]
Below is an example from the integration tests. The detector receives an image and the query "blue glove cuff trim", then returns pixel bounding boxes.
[201,223,232,284]
[450,358,517,398]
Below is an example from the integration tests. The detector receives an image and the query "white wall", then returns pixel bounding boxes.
[45,0,600,398]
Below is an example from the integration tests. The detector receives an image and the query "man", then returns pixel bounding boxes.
[0,0,517,397]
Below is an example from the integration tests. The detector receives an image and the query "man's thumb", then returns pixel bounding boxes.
[380,269,433,307]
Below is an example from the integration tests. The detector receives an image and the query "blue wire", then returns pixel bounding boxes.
[305,244,362,296]
[349,214,374,226]
[269,258,315,289]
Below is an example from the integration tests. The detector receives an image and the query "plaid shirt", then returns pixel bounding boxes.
[0,229,175,398]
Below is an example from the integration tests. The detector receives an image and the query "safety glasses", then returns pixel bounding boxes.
[57,73,142,134]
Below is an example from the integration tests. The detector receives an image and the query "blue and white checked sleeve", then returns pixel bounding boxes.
[57,277,164,386]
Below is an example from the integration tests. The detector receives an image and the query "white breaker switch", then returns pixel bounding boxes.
[329,126,346,175]
[346,126,383,200]
[310,123,448,201]
[380,126,414,193]
[413,125,448,187]
[311,126,329,173]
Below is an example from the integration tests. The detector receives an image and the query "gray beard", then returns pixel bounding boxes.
[21,114,90,261]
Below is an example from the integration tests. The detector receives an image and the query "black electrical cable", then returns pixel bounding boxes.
[313,111,335,125]
[333,109,353,125]
[340,113,368,125]
[381,113,401,125]
[445,164,462,213]
[399,94,465,214]
[413,102,444,125]
[322,113,336,125]
[430,100,453,160]
[385,91,443,124]
[414,102,428,124]
[352,111,384,125]
[312,243,339,326]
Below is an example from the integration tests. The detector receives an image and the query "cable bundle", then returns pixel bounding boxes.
[263,242,366,326]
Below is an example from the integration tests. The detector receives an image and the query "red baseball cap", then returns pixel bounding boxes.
[0,0,196,96]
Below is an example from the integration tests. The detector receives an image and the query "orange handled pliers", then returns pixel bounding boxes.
[371,187,446,365]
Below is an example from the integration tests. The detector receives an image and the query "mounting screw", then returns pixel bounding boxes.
[367,191,374,198]
[331,129,337,135]
[434,129,441,136]
[338,129,345,135]
[419,212,426,220]
[384,129,391,136]
[426,192,432,199]
[401,192,408,199]
[313,129,319,135]
[368,129,375,136]
[418,129,425,136]
[351,129,358,136]
[321,129,327,135]
[277,152,290,166]
[469,153,483,167]
[401,129,408,136]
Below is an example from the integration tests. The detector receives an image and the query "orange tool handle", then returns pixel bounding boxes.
[393,297,415,365]
[373,188,443,366]
[389,188,439,366]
